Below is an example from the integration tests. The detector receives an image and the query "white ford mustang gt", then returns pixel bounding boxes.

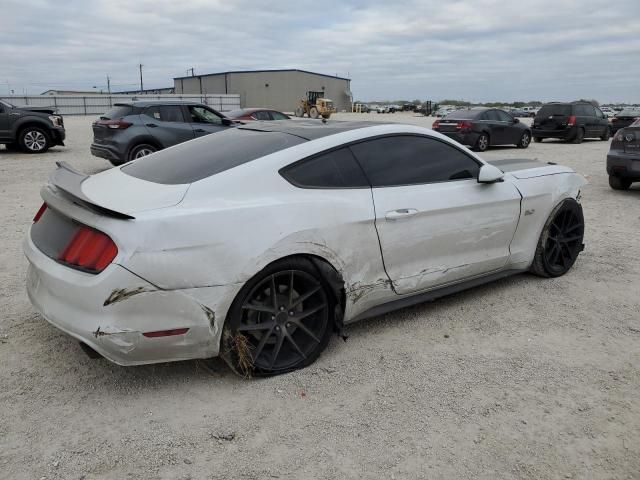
[24,121,586,375]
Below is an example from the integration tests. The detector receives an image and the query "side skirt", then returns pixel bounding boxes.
[350,269,525,323]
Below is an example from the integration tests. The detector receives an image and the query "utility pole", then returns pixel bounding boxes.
[187,67,195,77]
[106,75,111,95]
[139,64,144,92]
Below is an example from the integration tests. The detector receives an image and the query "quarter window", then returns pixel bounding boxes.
[350,135,480,187]
[281,148,369,188]
[143,105,185,123]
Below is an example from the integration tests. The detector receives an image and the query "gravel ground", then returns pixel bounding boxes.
[1,113,639,480]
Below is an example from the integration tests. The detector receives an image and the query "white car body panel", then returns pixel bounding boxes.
[24,122,587,366]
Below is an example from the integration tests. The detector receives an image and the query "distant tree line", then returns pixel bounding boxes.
[355,98,633,107]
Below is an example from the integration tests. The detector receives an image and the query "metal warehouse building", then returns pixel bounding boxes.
[173,69,352,112]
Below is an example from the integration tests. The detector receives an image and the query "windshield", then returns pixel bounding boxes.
[122,127,306,184]
[537,104,571,117]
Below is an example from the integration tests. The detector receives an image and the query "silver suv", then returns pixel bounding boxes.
[90,100,233,165]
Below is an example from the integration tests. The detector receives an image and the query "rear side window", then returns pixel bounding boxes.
[484,110,500,121]
[122,128,305,184]
[537,104,571,117]
[102,105,132,119]
[574,104,595,116]
[350,135,480,187]
[143,105,185,123]
[271,111,289,120]
[253,110,271,120]
[281,148,369,188]
[496,110,513,122]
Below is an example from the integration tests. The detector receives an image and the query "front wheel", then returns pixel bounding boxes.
[517,131,531,149]
[19,127,50,153]
[600,127,611,141]
[609,176,632,190]
[530,199,584,278]
[128,143,157,161]
[221,257,335,376]
[474,133,489,152]
[309,107,319,119]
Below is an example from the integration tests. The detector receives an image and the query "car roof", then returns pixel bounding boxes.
[236,120,384,141]
[113,100,205,107]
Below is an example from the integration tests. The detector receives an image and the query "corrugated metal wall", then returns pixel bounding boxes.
[0,94,240,115]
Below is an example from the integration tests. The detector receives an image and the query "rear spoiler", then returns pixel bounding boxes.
[48,161,135,220]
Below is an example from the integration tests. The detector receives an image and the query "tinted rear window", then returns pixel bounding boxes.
[444,110,481,120]
[537,105,571,117]
[281,148,369,188]
[102,105,133,119]
[122,128,305,184]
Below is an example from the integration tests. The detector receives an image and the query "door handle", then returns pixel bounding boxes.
[385,208,418,220]
[194,128,206,133]
[146,123,158,128]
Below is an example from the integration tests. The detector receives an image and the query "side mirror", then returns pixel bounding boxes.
[513,117,520,123]
[221,117,232,126]
[478,164,504,184]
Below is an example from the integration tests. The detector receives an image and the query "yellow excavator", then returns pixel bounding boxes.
[294,91,336,119]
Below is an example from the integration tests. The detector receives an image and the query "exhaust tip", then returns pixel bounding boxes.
[79,342,103,359]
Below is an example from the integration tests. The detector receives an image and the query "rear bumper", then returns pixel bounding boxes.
[435,130,480,146]
[90,143,124,165]
[531,126,576,139]
[607,151,640,179]
[24,232,238,366]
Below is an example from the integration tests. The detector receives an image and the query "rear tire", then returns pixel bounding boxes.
[600,127,611,141]
[608,176,632,190]
[221,257,335,377]
[474,133,489,152]
[128,143,157,161]
[294,107,304,117]
[18,126,50,153]
[4,143,19,151]
[517,131,531,149]
[571,128,585,144]
[530,199,584,278]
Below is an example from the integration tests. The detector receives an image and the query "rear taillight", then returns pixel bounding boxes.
[33,203,47,223]
[567,115,577,126]
[456,120,473,129]
[97,119,132,129]
[59,225,117,273]
[432,119,440,129]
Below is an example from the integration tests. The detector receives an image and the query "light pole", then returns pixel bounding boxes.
[139,64,144,92]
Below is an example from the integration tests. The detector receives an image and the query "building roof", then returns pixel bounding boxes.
[174,69,350,82]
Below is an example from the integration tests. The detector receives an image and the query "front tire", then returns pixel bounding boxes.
[128,143,157,161]
[609,176,632,190]
[309,107,320,119]
[517,131,531,149]
[530,199,584,278]
[474,133,489,152]
[600,127,611,141]
[221,257,335,376]
[18,127,50,153]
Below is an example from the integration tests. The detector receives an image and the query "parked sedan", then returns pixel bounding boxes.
[90,101,233,165]
[225,108,290,121]
[432,108,532,151]
[607,119,640,190]
[610,108,640,133]
[25,120,586,376]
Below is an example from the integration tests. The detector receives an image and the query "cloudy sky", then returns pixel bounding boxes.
[1,0,639,102]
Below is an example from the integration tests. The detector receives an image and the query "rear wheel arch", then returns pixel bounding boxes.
[126,137,162,159]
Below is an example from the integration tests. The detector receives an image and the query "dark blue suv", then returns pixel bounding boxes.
[91,100,233,165]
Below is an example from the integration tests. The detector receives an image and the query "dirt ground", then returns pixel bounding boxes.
[1,113,638,480]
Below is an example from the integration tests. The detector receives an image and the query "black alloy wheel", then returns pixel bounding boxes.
[531,199,584,277]
[223,258,334,376]
[517,131,531,148]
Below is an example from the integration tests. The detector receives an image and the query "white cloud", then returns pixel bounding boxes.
[1,0,639,102]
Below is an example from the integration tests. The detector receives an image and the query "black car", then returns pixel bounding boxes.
[432,107,531,152]
[531,102,610,144]
[0,99,65,153]
[610,109,640,134]
[91,101,233,165]
[606,119,640,190]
